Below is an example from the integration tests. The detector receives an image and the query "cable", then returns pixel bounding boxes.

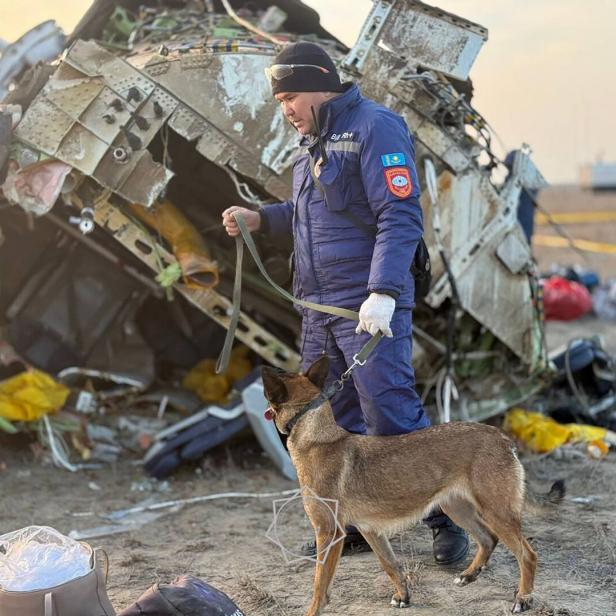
[223,165,268,206]
[41,415,78,473]
[423,158,461,423]
[106,489,301,520]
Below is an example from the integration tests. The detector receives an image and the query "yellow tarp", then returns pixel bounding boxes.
[183,346,252,404]
[503,408,608,453]
[0,370,70,422]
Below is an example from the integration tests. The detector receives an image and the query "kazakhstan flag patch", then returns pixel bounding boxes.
[381,152,406,167]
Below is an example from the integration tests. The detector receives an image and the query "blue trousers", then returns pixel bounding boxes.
[300,309,429,436]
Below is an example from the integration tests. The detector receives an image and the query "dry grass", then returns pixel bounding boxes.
[234,575,291,616]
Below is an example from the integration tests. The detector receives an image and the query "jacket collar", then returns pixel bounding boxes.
[300,82,361,148]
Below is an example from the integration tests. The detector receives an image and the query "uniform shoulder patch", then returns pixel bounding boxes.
[384,166,412,198]
[381,152,406,167]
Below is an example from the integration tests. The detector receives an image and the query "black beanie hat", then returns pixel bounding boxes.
[269,42,343,95]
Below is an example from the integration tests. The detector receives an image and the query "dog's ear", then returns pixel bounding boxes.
[304,355,329,390]
[261,366,289,404]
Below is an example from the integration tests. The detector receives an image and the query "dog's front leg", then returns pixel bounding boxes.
[305,529,345,616]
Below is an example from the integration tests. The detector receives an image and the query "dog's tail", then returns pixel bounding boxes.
[524,479,566,512]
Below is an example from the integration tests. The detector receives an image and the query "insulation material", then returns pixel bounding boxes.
[128,200,219,289]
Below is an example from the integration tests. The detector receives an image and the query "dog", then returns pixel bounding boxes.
[262,356,542,616]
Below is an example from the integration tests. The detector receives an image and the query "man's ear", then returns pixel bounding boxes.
[304,355,329,390]
[261,366,289,404]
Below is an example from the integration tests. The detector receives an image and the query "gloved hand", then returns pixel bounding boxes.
[355,293,396,337]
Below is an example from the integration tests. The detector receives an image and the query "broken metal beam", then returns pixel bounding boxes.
[93,200,300,372]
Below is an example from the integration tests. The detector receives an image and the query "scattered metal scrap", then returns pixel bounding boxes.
[0,21,65,100]
[1,0,555,469]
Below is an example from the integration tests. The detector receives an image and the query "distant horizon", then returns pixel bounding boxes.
[2,0,614,185]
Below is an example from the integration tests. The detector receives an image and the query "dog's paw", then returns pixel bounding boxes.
[511,595,533,613]
[454,567,482,587]
[454,575,469,587]
[390,596,410,609]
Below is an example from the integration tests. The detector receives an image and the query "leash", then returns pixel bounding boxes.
[283,332,381,435]
[216,211,382,374]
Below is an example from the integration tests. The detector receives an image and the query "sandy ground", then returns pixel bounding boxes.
[1,417,616,616]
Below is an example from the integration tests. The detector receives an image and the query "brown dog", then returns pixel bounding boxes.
[262,356,539,615]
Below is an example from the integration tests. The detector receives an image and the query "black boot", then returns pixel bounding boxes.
[299,529,372,558]
[424,508,469,566]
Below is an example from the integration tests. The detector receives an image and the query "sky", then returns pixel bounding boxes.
[1,0,615,185]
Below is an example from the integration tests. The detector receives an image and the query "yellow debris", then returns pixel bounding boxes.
[533,234,616,255]
[0,370,70,422]
[587,439,610,459]
[503,408,610,454]
[183,345,252,404]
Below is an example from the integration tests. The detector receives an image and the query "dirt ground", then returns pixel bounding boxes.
[1,415,615,616]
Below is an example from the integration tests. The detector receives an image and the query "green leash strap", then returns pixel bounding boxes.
[234,212,360,321]
[352,328,382,366]
[215,234,244,374]
[216,212,381,374]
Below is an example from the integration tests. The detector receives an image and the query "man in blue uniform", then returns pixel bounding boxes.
[223,42,468,565]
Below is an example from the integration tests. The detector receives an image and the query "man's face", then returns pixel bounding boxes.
[274,91,332,135]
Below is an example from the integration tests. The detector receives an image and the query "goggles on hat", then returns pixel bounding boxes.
[264,63,331,81]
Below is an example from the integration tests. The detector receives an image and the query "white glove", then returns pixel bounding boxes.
[355,293,396,337]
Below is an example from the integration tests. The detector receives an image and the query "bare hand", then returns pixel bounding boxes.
[221,206,261,237]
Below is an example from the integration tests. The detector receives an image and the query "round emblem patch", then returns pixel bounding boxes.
[392,174,408,188]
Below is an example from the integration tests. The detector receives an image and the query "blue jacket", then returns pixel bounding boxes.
[261,84,423,320]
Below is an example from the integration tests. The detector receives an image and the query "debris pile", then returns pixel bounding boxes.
[0,0,614,473]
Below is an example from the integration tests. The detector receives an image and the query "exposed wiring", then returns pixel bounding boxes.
[224,165,268,206]
[413,73,501,170]
[424,157,461,423]
[41,415,78,473]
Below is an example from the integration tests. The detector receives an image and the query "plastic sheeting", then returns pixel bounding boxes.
[0,370,69,422]
[2,160,72,216]
[593,279,616,321]
[0,526,91,591]
[503,408,610,454]
[182,346,252,404]
[543,276,593,321]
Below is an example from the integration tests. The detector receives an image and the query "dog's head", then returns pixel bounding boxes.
[261,356,329,434]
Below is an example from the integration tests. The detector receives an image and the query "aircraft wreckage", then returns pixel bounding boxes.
[0,0,548,428]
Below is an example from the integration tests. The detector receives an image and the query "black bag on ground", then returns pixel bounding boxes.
[117,575,244,616]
